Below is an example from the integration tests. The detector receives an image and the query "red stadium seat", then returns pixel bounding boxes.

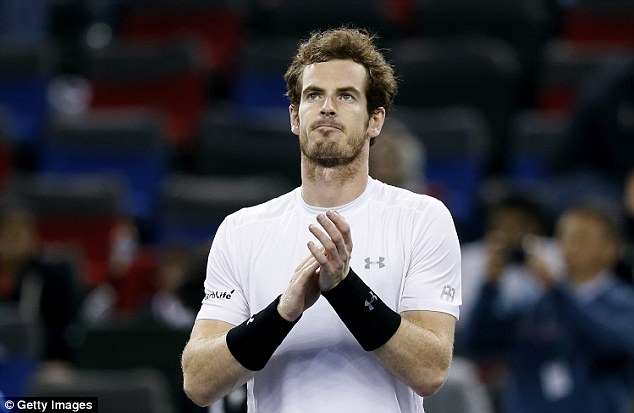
[535,40,632,116]
[85,41,208,145]
[119,1,246,76]
[562,1,634,49]
[7,173,123,286]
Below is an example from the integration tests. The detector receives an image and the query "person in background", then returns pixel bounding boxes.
[0,202,80,362]
[147,246,197,329]
[457,193,557,409]
[79,217,157,324]
[368,118,426,194]
[458,194,554,342]
[464,203,634,413]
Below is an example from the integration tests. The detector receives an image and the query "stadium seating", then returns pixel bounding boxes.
[83,40,208,145]
[155,173,292,247]
[389,35,521,174]
[391,106,491,239]
[0,304,41,397]
[39,109,168,225]
[6,173,123,286]
[29,368,174,413]
[193,106,300,186]
[0,40,53,149]
[561,0,634,49]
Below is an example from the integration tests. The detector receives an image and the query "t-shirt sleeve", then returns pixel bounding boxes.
[195,217,250,325]
[400,198,462,319]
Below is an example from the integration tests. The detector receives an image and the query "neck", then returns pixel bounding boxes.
[568,266,606,286]
[300,155,369,208]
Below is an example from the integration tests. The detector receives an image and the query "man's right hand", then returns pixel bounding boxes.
[278,253,321,322]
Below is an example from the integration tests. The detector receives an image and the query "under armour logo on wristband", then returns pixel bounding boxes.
[364,257,385,269]
[365,291,378,311]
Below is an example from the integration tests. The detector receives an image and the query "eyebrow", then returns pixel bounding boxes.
[302,85,362,96]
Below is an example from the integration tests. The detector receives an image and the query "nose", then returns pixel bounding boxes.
[320,96,336,116]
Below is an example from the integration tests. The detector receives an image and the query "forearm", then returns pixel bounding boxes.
[322,268,455,397]
[182,331,254,407]
[183,296,301,406]
[374,312,454,397]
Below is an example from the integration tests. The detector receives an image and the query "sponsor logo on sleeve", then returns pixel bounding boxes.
[440,285,456,302]
[204,290,235,301]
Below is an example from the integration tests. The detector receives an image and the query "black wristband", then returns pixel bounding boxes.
[322,268,401,351]
[226,295,299,371]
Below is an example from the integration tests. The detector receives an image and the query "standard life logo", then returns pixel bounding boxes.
[205,290,235,300]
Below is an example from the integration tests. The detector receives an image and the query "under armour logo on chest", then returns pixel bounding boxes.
[364,257,385,269]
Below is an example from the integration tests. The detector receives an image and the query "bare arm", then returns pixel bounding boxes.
[375,310,456,397]
[181,319,253,407]
[182,253,321,407]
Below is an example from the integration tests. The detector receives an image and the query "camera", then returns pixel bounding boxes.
[509,246,527,264]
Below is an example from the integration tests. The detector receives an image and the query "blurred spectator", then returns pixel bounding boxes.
[0,202,80,362]
[80,217,157,324]
[545,56,634,283]
[174,244,209,316]
[457,193,559,409]
[458,193,556,342]
[464,203,634,413]
[146,246,197,329]
[369,118,426,193]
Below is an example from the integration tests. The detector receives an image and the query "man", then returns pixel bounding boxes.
[458,194,553,344]
[0,204,80,362]
[182,27,461,413]
[368,119,426,194]
[464,204,634,413]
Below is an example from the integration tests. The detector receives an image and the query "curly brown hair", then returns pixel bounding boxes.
[284,27,397,117]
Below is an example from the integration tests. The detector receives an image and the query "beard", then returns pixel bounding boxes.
[299,129,366,168]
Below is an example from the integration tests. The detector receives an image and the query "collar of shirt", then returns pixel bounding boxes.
[571,271,615,305]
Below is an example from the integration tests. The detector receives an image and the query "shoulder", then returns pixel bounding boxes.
[608,277,634,304]
[223,188,297,230]
[369,179,454,220]
[368,179,444,207]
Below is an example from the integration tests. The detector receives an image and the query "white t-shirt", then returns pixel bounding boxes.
[197,178,462,413]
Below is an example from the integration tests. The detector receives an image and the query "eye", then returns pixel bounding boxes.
[340,93,353,101]
[306,92,320,100]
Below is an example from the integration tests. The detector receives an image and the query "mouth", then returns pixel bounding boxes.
[312,121,343,133]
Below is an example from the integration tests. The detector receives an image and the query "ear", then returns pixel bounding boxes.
[367,107,386,139]
[289,105,300,136]
[604,239,623,266]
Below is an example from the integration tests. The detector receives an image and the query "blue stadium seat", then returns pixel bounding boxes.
[39,110,169,224]
[391,106,491,240]
[0,41,53,147]
[0,304,41,397]
[156,174,292,248]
